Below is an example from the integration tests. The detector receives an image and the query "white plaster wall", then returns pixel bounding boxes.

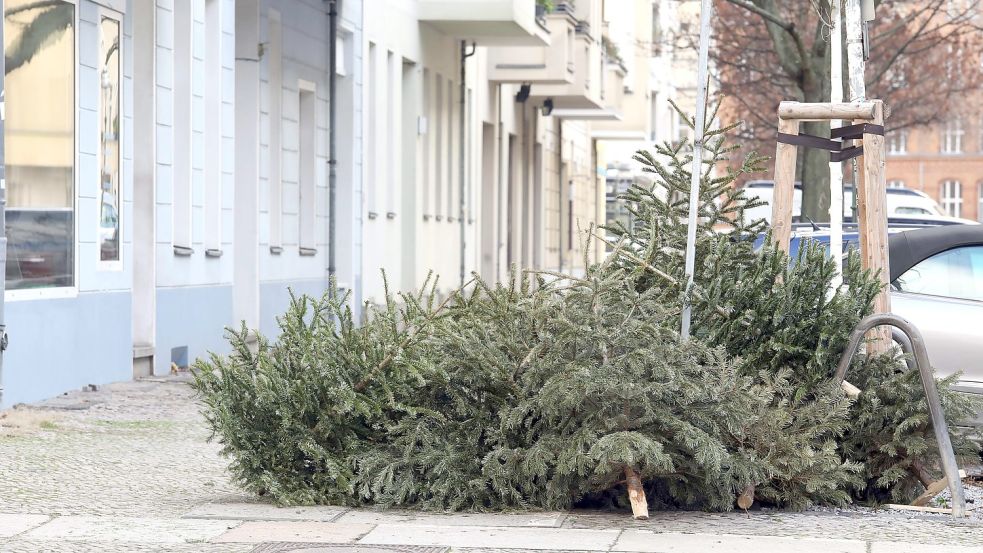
[256,0,332,284]
[154,0,235,289]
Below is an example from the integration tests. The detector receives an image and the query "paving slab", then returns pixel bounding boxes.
[211,521,375,544]
[22,515,238,543]
[613,531,865,553]
[0,513,50,538]
[869,542,983,553]
[249,544,447,553]
[358,524,620,551]
[183,502,349,522]
[334,510,566,528]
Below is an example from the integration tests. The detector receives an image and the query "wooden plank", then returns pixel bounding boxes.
[885,503,976,514]
[911,470,968,507]
[771,117,799,253]
[858,100,891,351]
[778,101,876,121]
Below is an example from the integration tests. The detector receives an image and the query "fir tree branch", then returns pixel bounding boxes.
[590,230,733,320]
[354,278,476,393]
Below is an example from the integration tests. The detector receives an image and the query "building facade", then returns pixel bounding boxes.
[885,112,983,223]
[0,0,676,408]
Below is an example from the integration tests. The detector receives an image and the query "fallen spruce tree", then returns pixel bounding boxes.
[193,106,980,516]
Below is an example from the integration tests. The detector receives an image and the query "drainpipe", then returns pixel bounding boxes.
[327,0,341,297]
[459,40,475,286]
[0,2,8,407]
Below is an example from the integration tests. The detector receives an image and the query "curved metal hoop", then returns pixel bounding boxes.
[836,313,966,517]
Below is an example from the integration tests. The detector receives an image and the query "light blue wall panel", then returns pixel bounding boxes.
[155,284,234,374]
[1,292,132,408]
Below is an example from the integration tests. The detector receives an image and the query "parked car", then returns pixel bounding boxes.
[889,225,983,397]
[741,180,978,226]
[778,226,983,399]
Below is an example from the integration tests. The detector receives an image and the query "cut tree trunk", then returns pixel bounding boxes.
[625,467,649,520]
[737,484,755,510]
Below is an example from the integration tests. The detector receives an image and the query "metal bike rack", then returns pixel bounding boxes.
[835,313,966,517]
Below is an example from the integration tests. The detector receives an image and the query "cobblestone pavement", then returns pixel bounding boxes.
[1,377,982,552]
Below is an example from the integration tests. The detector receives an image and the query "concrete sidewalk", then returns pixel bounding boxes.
[2,504,982,552]
[1,378,982,552]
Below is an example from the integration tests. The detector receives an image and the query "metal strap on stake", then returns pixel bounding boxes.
[835,313,967,518]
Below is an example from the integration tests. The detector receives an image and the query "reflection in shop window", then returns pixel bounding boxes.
[100,16,121,263]
[4,0,76,289]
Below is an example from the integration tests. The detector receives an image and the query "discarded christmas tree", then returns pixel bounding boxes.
[193,101,980,514]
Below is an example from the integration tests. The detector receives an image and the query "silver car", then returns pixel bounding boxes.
[889,226,983,396]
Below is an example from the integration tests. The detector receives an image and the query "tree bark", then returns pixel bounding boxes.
[800,119,832,222]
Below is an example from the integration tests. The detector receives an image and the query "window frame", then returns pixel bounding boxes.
[978,181,983,223]
[941,179,963,218]
[5,0,81,302]
[297,78,317,255]
[267,8,283,252]
[96,7,123,272]
[941,117,964,154]
[887,130,907,155]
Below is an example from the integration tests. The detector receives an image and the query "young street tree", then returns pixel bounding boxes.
[709,0,981,221]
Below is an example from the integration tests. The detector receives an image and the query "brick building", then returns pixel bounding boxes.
[885,104,983,223]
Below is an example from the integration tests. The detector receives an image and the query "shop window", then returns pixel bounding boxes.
[4,0,76,289]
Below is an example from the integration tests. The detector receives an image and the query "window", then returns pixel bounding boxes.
[386,51,396,218]
[298,81,317,254]
[173,0,193,252]
[895,206,931,215]
[99,15,121,264]
[366,42,378,219]
[4,0,76,289]
[942,180,962,217]
[434,73,443,221]
[421,68,431,220]
[895,246,983,302]
[887,131,907,154]
[941,118,964,154]
[978,182,983,223]
[268,9,283,250]
[203,0,222,253]
[446,76,455,221]
[980,115,983,153]
[887,179,905,189]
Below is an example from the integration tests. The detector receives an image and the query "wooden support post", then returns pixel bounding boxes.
[778,101,876,121]
[771,117,800,253]
[857,100,891,350]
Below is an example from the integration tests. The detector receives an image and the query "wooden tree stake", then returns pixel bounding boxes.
[625,467,649,520]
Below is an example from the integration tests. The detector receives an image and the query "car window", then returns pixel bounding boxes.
[895,206,931,215]
[895,246,983,301]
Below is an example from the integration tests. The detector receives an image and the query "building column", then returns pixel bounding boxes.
[233,0,260,330]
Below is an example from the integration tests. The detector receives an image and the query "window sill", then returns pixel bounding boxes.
[205,248,223,258]
[299,247,317,257]
[270,246,283,255]
[173,245,195,256]
[6,286,79,302]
